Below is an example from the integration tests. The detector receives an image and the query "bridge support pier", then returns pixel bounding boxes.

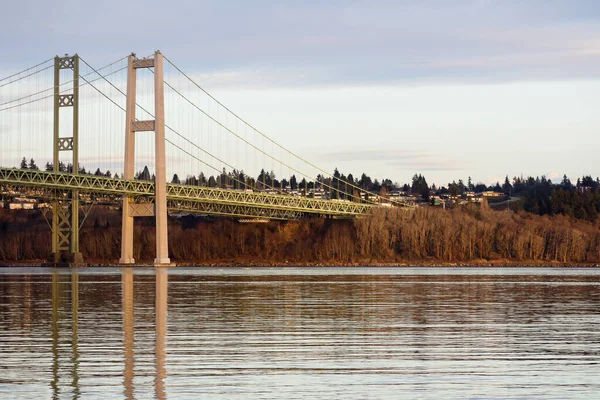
[119,52,171,266]
[119,197,135,264]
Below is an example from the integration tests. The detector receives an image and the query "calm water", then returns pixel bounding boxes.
[1,267,600,399]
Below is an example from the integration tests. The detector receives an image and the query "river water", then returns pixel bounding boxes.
[1,267,599,399]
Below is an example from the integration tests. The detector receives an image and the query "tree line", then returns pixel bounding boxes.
[432,174,600,222]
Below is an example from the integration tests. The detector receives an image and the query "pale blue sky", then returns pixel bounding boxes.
[1,0,599,186]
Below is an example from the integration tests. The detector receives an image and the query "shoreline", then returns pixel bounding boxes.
[1,259,599,268]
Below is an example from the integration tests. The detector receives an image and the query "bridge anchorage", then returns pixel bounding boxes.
[1,50,407,267]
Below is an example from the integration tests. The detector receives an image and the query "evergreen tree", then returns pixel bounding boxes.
[28,158,38,170]
[290,175,298,190]
[185,175,198,186]
[220,168,228,188]
[172,174,181,184]
[299,178,307,193]
[347,173,355,187]
[359,173,373,190]
[138,166,151,181]
[411,174,429,201]
[258,169,267,189]
[458,179,466,194]
[448,181,461,196]
[238,171,246,190]
[561,174,572,190]
[269,171,276,188]
[502,175,513,194]
[208,175,217,188]
[581,175,597,190]
[372,179,381,193]
[474,183,487,193]
[331,168,341,199]
[20,157,28,169]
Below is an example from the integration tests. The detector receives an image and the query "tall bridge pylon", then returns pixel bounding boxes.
[50,54,83,264]
[119,51,171,266]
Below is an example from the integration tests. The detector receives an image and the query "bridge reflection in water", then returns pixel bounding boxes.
[51,269,168,399]
[121,268,168,400]
[51,272,80,398]
[6,268,600,399]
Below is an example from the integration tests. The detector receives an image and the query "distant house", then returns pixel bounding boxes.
[465,192,482,202]
[481,191,504,197]
[10,197,36,210]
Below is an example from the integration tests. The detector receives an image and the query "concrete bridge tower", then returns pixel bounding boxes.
[119,51,171,266]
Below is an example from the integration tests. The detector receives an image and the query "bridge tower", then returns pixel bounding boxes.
[119,51,171,266]
[50,54,83,265]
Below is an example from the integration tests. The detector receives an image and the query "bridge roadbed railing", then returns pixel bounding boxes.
[0,167,376,218]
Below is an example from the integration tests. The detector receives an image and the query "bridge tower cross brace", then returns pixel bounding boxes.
[119,52,171,266]
[50,54,83,264]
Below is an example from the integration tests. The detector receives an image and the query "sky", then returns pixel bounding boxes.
[1,0,599,187]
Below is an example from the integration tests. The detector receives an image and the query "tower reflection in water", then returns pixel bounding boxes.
[50,269,168,399]
[51,272,80,399]
[121,268,168,400]
[122,269,134,399]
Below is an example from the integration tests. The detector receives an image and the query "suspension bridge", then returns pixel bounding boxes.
[0,51,406,266]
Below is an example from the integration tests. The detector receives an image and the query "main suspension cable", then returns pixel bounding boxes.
[162,77,379,204]
[79,57,268,193]
[0,61,129,112]
[0,56,128,109]
[0,64,54,89]
[163,56,398,205]
[0,57,54,82]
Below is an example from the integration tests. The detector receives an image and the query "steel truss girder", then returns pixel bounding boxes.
[54,197,73,251]
[0,168,375,218]
[167,200,303,220]
[165,185,374,215]
[0,168,155,195]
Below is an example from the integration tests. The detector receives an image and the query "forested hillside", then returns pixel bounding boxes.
[1,206,598,265]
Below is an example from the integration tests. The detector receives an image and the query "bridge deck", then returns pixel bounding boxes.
[0,168,375,219]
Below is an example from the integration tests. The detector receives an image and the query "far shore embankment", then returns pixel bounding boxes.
[2,260,599,268]
[1,205,600,267]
